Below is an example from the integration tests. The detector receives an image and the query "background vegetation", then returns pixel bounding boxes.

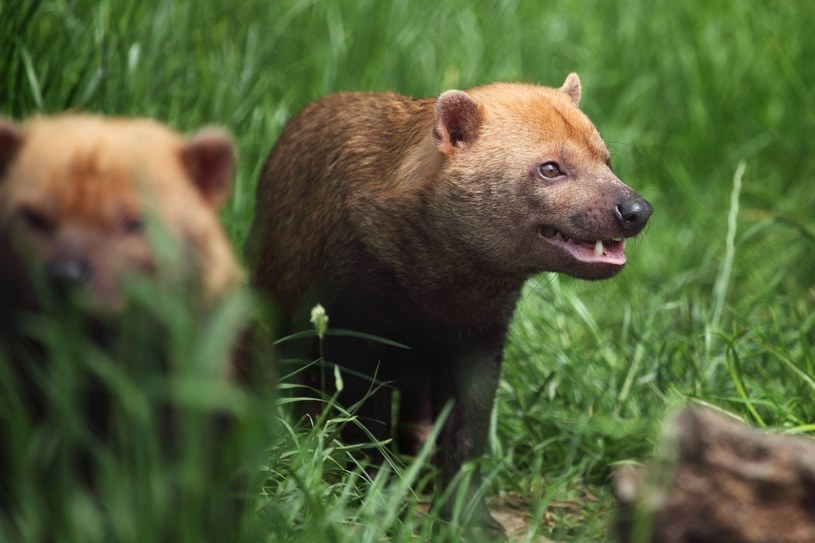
[1,0,813,541]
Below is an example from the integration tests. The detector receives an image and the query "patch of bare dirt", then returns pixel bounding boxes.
[489,493,554,542]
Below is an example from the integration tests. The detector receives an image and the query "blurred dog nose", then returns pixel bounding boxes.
[614,197,653,234]
[46,257,93,294]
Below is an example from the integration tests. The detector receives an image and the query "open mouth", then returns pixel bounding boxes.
[539,227,627,266]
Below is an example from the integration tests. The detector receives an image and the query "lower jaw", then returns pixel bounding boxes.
[563,260,626,281]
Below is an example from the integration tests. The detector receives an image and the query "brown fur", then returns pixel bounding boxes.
[248,73,651,535]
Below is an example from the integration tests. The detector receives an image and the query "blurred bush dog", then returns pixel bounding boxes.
[0,114,241,315]
[0,115,249,522]
[248,73,652,535]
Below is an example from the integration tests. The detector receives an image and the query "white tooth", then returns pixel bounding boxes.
[612,236,623,242]
[594,240,604,256]
[622,238,627,249]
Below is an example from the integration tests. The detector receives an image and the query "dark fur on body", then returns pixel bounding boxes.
[248,74,652,535]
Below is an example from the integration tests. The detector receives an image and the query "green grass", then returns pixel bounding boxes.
[2,0,814,541]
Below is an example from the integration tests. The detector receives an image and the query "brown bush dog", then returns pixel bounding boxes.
[0,115,244,509]
[247,73,652,536]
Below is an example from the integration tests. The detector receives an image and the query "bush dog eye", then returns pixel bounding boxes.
[122,215,144,235]
[538,161,562,179]
[20,206,56,234]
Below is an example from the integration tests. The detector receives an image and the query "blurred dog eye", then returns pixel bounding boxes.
[538,161,562,179]
[20,206,55,234]
[123,215,144,235]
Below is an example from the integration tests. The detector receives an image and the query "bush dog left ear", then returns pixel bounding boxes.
[433,90,483,156]
[181,128,236,208]
[0,119,24,179]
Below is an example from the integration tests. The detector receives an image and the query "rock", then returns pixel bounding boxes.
[615,407,815,543]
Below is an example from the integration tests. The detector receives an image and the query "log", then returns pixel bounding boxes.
[614,407,815,543]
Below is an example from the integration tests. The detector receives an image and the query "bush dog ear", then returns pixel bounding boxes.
[560,72,582,106]
[0,119,24,180]
[433,90,482,156]
[180,128,236,208]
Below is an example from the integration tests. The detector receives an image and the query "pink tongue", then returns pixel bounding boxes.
[550,238,627,265]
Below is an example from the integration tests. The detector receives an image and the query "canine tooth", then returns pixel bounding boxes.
[622,238,627,249]
[594,240,604,256]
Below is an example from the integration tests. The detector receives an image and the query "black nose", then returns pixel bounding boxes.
[614,197,653,233]
[46,257,93,295]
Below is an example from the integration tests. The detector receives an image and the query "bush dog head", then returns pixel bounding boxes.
[0,115,242,312]
[248,73,652,536]
[428,72,651,281]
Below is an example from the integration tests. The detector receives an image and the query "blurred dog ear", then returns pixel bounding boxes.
[0,119,24,180]
[180,128,236,208]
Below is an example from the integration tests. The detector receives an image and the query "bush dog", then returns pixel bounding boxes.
[0,114,241,316]
[248,73,652,535]
[0,114,246,521]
